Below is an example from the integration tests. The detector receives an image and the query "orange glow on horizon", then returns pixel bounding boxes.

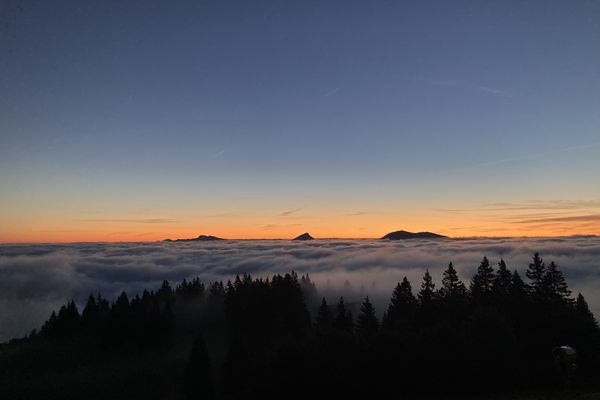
[2,198,599,243]
[1,214,598,243]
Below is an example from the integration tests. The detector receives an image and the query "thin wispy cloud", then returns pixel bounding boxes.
[473,85,513,97]
[205,212,244,218]
[434,199,600,235]
[324,87,340,96]
[107,231,132,236]
[260,223,303,230]
[136,232,168,238]
[279,208,302,217]
[80,218,177,224]
[439,200,600,213]
[425,79,513,97]
[458,141,600,170]
[503,212,579,221]
[515,214,600,224]
[345,211,369,216]
[212,149,225,159]
[484,200,600,211]
[39,229,91,233]
[344,211,380,217]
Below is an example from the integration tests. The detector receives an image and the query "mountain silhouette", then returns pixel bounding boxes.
[293,232,314,241]
[381,230,447,240]
[166,235,225,242]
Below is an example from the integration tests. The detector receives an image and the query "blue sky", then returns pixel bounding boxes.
[1,0,599,241]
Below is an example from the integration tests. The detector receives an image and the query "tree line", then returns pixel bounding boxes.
[2,253,599,399]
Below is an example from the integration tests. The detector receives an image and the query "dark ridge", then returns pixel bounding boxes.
[166,235,225,242]
[381,230,447,240]
[293,232,314,241]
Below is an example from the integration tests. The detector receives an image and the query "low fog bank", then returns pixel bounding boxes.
[1,237,600,341]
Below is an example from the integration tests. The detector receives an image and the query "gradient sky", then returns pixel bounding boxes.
[1,0,599,242]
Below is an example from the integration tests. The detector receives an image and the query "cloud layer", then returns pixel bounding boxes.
[2,237,600,341]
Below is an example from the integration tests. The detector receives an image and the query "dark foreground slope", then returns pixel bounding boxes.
[1,254,599,399]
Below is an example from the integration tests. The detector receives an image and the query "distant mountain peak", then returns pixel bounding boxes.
[193,235,225,241]
[165,234,225,242]
[293,232,314,241]
[381,230,447,240]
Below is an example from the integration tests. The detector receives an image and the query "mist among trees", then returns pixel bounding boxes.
[1,253,599,399]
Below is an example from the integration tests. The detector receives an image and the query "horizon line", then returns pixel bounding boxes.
[1,233,598,245]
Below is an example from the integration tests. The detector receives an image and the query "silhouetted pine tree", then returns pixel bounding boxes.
[41,301,81,340]
[161,300,175,342]
[300,273,318,305]
[526,253,546,298]
[492,259,512,300]
[334,297,353,334]
[356,297,378,341]
[418,269,435,305]
[315,298,333,335]
[191,278,206,298]
[470,256,494,304]
[178,278,189,294]
[384,277,416,330]
[81,295,98,325]
[271,272,311,339]
[81,294,109,338]
[439,262,466,299]
[176,277,206,300]
[157,280,174,304]
[507,270,529,327]
[434,262,469,394]
[393,277,416,308]
[208,281,225,300]
[141,289,153,310]
[40,311,59,339]
[184,333,214,400]
[543,261,571,303]
[576,293,597,327]
[128,295,147,348]
[572,293,600,385]
[510,270,528,299]
[103,291,131,350]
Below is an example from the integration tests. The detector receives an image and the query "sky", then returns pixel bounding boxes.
[1,0,599,242]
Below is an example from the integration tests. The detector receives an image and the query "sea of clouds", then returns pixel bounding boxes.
[1,236,600,341]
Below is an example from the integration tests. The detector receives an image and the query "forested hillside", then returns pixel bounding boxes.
[1,253,599,399]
